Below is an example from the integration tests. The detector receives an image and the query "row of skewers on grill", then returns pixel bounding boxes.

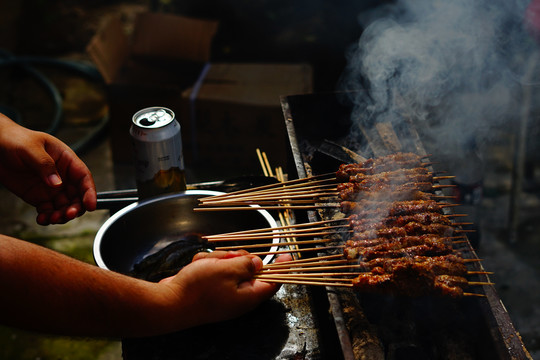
[195,152,493,298]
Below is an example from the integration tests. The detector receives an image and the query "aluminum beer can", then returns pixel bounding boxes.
[130,106,186,199]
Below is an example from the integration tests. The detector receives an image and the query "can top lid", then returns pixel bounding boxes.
[133,107,175,129]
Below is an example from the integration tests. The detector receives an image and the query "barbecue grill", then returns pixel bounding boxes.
[102,91,532,359]
[101,183,344,359]
[280,91,532,360]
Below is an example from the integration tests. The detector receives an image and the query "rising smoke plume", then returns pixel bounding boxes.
[339,0,539,161]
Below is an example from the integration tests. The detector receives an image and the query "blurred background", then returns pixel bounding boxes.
[0,0,539,359]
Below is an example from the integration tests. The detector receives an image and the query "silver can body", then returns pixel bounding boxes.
[130,107,186,199]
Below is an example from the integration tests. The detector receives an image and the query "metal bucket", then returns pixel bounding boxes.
[93,190,279,275]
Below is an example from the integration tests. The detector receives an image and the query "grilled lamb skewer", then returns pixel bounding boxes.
[345,234,453,252]
[348,212,454,228]
[350,242,455,261]
[338,182,437,201]
[349,222,455,241]
[349,168,433,185]
[345,235,455,260]
[340,199,446,215]
[352,272,468,298]
[336,153,427,181]
[357,254,467,275]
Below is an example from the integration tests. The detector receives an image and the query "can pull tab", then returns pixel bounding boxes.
[139,117,155,127]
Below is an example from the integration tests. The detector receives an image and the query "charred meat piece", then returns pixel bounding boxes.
[345,236,455,260]
[434,275,468,298]
[349,226,408,240]
[349,221,454,238]
[348,212,453,228]
[350,169,432,185]
[352,272,467,298]
[349,242,454,261]
[340,199,444,216]
[338,182,435,201]
[368,258,467,278]
[358,254,467,275]
[335,153,425,181]
[332,152,475,298]
[345,234,453,251]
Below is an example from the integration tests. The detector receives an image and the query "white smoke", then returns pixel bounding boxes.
[339,0,538,157]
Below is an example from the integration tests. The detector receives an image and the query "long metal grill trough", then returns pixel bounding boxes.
[280,91,532,360]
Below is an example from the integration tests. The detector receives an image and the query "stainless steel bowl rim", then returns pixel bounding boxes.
[93,190,280,270]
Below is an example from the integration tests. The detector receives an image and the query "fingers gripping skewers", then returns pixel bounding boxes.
[194,152,492,298]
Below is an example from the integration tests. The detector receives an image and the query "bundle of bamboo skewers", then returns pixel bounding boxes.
[196,151,492,298]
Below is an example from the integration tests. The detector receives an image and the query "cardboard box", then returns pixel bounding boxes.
[86,12,219,164]
[181,63,313,177]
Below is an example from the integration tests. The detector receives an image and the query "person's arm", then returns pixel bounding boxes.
[0,235,285,337]
[0,114,96,225]
[0,113,288,336]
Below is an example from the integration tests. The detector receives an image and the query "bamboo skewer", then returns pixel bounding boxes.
[468,271,494,275]
[433,175,456,181]
[205,198,337,206]
[261,259,489,274]
[200,183,455,206]
[256,276,356,284]
[195,202,462,212]
[464,293,487,297]
[201,191,456,206]
[255,269,495,286]
[259,253,479,273]
[204,149,489,298]
[205,219,472,240]
[206,232,339,242]
[264,268,493,278]
[205,219,343,238]
[264,254,344,267]
[263,259,353,271]
[199,161,453,204]
[256,273,493,287]
[215,238,332,250]
[251,245,342,256]
[254,274,493,291]
[256,149,303,259]
[257,275,357,281]
[259,271,362,277]
[206,228,342,241]
[200,174,336,202]
[468,281,495,286]
[200,186,339,205]
[204,218,473,240]
[256,148,271,178]
[194,204,339,211]
[207,230,472,243]
[200,197,459,208]
[258,278,355,287]
[263,263,378,273]
[199,167,455,206]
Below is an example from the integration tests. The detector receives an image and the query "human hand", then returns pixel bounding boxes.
[157,250,291,330]
[0,114,96,224]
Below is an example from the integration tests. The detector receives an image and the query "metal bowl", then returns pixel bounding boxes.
[93,190,279,274]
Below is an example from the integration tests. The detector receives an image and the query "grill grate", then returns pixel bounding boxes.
[281,91,531,360]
